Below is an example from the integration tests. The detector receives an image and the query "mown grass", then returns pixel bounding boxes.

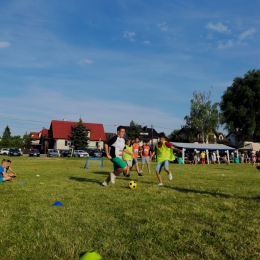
[1,156,260,260]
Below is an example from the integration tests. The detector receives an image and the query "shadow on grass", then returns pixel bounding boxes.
[166,186,232,198]
[165,186,260,201]
[69,176,102,184]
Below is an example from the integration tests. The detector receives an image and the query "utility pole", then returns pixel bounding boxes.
[151,124,154,152]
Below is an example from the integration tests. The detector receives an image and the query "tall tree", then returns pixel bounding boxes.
[71,118,90,150]
[220,69,260,142]
[127,120,142,140]
[1,125,11,147]
[23,132,32,149]
[184,89,220,143]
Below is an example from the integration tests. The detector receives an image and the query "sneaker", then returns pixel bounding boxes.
[148,170,151,173]
[110,172,116,184]
[125,174,130,177]
[102,181,109,187]
[138,173,144,177]
[157,182,163,186]
[168,172,173,180]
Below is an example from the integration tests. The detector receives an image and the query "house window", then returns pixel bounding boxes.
[65,140,68,146]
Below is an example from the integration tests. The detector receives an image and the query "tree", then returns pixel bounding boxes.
[71,118,90,150]
[1,125,11,147]
[220,69,260,142]
[127,120,142,140]
[10,135,23,148]
[23,132,32,149]
[184,89,220,143]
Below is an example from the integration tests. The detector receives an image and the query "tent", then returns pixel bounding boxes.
[171,142,236,164]
[239,143,260,151]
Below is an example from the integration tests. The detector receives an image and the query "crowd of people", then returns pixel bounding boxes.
[0,159,17,183]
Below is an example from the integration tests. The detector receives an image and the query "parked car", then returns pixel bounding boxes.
[9,148,22,156]
[0,148,10,155]
[92,149,102,157]
[61,150,72,157]
[86,149,94,156]
[47,149,60,157]
[73,150,89,157]
[29,149,40,157]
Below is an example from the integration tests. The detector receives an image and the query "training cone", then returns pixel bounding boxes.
[80,251,102,260]
[53,201,63,206]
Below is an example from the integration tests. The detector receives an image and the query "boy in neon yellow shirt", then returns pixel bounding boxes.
[150,132,180,186]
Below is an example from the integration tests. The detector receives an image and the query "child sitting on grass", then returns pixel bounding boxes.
[0,159,16,183]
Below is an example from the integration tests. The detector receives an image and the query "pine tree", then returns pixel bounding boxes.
[71,118,90,150]
[127,120,142,141]
[1,125,11,147]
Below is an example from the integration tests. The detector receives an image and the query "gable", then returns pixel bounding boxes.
[50,120,106,141]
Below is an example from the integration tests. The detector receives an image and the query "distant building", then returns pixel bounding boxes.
[38,120,106,153]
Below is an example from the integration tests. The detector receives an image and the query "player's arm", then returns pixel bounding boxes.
[104,143,111,160]
[123,147,133,157]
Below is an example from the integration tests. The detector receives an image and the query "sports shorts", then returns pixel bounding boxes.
[111,157,127,170]
[155,160,169,172]
[125,160,133,167]
[141,156,150,165]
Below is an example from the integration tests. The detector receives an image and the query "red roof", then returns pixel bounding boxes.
[50,120,106,141]
[30,128,48,140]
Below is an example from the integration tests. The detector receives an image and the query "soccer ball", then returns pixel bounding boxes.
[129,180,137,189]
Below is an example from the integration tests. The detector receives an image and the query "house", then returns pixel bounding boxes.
[122,125,159,148]
[30,127,48,150]
[40,120,106,153]
[176,127,226,144]
[226,131,253,147]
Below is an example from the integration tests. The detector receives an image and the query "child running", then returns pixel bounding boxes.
[150,132,181,186]
[102,126,133,186]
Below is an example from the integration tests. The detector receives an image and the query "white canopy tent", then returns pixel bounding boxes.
[239,143,260,151]
[170,142,236,164]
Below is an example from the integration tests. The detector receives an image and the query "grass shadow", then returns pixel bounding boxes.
[166,186,232,198]
[69,176,101,184]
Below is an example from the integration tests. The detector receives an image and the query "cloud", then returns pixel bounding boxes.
[142,40,151,45]
[206,22,230,33]
[0,42,10,48]
[79,58,93,64]
[238,28,256,42]
[157,22,168,31]
[123,31,136,42]
[217,40,233,49]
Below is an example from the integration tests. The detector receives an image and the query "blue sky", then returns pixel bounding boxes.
[0,0,260,137]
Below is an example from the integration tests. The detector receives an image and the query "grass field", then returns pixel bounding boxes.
[1,156,260,260]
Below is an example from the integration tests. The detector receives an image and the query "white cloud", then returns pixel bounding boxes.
[157,22,168,31]
[79,58,93,64]
[0,42,10,48]
[142,40,151,45]
[238,28,256,42]
[206,22,230,33]
[217,40,233,49]
[123,31,136,41]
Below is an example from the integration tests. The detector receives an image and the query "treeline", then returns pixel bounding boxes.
[0,125,31,149]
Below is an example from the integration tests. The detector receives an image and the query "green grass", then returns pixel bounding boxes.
[1,156,260,259]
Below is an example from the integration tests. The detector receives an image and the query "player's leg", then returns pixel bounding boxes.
[155,162,164,186]
[163,160,172,180]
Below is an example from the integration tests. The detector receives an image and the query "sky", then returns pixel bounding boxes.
[0,0,260,137]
